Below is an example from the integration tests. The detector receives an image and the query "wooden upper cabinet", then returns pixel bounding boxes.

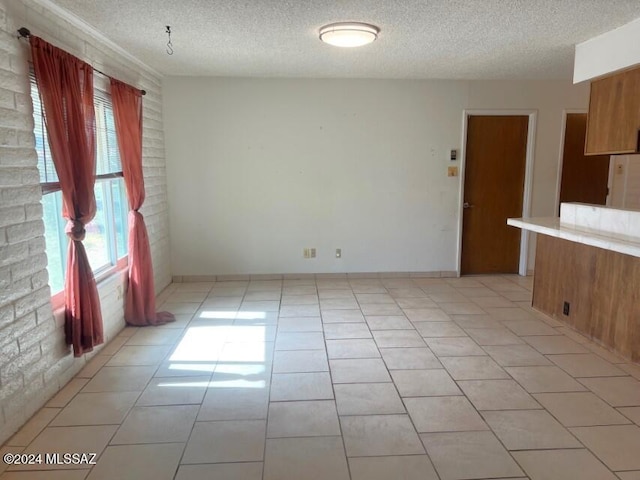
[585,66,640,155]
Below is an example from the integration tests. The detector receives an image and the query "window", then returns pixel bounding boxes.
[30,74,129,296]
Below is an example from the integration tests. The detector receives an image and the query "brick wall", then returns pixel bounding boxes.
[0,0,172,443]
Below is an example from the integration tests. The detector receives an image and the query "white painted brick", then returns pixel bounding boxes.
[52,361,80,392]
[0,69,29,93]
[9,55,28,75]
[7,220,43,244]
[148,189,168,202]
[14,92,30,113]
[0,365,22,389]
[24,203,42,221]
[0,276,30,306]
[144,194,166,209]
[1,185,41,206]
[0,338,19,366]
[17,129,33,147]
[143,137,164,149]
[142,117,162,131]
[22,349,56,386]
[0,205,24,227]
[18,317,55,352]
[27,236,45,255]
[43,352,74,385]
[0,373,24,402]
[11,253,47,281]
[0,146,37,166]
[142,91,162,105]
[51,308,64,329]
[1,407,28,444]
[1,343,40,384]
[143,157,168,168]
[35,379,62,410]
[142,166,166,178]
[0,31,20,56]
[0,0,172,446]
[0,126,17,146]
[142,146,164,157]
[143,104,162,118]
[0,106,31,131]
[14,286,50,318]
[38,327,67,356]
[144,175,165,187]
[2,374,44,414]
[21,362,47,389]
[0,241,29,267]
[0,311,36,347]
[142,127,163,141]
[21,168,39,184]
[30,268,49,290]
[0,166,24,186]
[0,302,13,328]
[35,303,52,325]
[0,265,9,289]
[141,201,166,217]
[0,85,13,108]
[1,229,10,247]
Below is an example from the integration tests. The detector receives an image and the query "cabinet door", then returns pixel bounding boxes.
[585,68,640,155]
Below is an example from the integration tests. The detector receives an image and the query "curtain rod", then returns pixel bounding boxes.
[17,27,146,96]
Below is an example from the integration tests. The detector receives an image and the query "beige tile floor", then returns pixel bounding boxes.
[2,274,640,480]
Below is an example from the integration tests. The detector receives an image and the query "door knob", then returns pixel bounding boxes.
[463,202,475,209]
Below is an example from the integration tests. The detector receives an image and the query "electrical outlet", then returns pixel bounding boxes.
[336,248,342,258]
[310,248,316,258]
[563,301,570,316]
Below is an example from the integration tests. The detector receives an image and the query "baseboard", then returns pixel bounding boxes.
[172,271,457,283]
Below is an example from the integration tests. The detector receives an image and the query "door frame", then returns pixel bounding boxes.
[606,157,616,207]
[555,110,613,211]
[456,110,538,277]
[555,109,586,213]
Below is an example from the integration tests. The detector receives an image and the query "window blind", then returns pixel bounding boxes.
[29,72,58,184]
[29,71,123,184]
[94,89,122,175]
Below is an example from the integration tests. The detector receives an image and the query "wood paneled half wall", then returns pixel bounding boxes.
[533,234,640,362]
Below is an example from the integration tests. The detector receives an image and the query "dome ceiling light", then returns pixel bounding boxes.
[319,22,380,48]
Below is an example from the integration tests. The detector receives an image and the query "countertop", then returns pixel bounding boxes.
[507,216,640,258]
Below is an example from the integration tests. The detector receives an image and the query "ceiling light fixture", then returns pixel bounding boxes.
[319,22,379,48]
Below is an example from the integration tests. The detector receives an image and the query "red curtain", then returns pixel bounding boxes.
[110,79,174,326]
[30,36,103,356]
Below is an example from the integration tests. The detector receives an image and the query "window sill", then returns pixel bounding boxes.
[50,256,129,313]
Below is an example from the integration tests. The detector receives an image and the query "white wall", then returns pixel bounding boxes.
[0,0,172,444]
[163,77,590,276]
[574,17,640,83]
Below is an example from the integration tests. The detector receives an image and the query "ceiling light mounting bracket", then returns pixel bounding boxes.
[165,25,174,55]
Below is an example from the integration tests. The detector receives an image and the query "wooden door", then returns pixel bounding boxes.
[461,115,528,274]
[559,113,610,209]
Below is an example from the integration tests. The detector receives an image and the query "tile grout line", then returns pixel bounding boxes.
[4,275,640,479]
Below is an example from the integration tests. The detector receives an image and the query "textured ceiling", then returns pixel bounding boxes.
[47,0,640,79]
